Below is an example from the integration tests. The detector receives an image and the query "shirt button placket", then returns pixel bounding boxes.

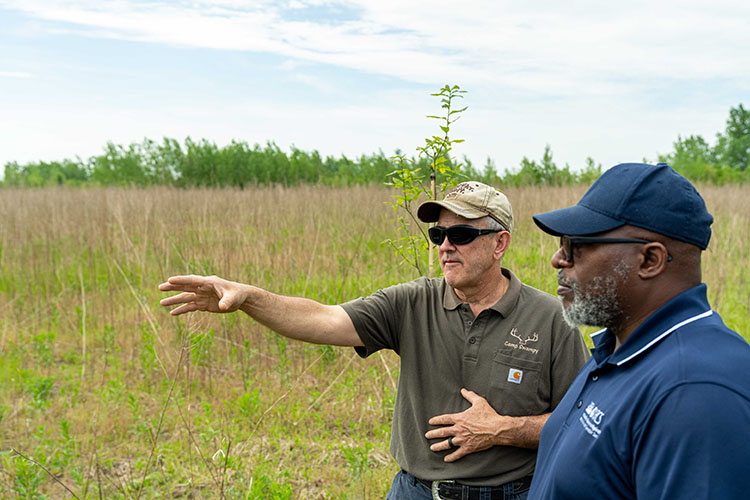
[465,316,481,358]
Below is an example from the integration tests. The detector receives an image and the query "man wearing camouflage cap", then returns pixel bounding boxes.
[160,181,588,499]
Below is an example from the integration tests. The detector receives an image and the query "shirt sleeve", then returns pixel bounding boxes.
[340,284,405,357]
[633,383,750,499]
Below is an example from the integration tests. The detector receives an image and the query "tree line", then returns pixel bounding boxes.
[3,104,748,188]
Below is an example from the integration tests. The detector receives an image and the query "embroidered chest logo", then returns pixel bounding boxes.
[503,328,540,355]
[579,401,606,439]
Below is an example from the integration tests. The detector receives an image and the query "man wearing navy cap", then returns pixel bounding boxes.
[528,162,750,499]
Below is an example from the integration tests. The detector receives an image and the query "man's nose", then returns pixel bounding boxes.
[438,235,455,251]
[551,246,571,269]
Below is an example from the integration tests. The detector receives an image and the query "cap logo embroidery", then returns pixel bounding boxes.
[445,182,478,200]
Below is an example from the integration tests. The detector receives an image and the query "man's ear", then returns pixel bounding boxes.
[494,232,511,260]
[638,242,671,279]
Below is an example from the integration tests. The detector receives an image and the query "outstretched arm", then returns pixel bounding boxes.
[424,388,549,462]
[159,274,363,347]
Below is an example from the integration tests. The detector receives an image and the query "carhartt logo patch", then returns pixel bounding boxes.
[507,368,523,384]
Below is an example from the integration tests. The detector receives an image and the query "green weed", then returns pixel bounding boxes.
[0,184,744,498]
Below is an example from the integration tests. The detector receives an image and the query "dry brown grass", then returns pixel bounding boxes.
[0,183,746,498]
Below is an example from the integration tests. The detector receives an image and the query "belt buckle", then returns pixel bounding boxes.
[431,479,455,500]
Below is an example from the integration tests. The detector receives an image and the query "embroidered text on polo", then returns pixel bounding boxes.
[579,401,605,439]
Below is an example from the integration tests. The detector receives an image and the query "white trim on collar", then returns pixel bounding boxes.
[591,328,607,338]
[615,310,713,366]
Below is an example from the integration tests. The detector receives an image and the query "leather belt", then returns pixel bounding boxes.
[415,475,533,500]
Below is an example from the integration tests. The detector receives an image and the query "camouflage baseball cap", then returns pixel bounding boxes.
[417,181,514,232]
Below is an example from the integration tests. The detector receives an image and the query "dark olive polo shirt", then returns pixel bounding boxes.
[341,268,588,486]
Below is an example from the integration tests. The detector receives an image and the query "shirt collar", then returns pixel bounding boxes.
[590,284,713,367]
[442,267,521,316]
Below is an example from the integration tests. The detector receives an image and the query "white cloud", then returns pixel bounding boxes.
[3,0,748,96]
[0,0,748,171]
[0,71,32,78]
[4,0,749,90]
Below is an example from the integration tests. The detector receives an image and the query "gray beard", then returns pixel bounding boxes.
[560,261,631,329]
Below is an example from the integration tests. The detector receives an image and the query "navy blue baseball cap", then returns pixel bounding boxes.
[532,162,713,249]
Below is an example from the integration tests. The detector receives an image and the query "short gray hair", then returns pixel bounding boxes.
[481,216,506,232]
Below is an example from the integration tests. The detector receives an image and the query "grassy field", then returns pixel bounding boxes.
[0,184,747,499]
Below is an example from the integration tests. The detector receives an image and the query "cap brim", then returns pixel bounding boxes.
[532,205,624,236]
[417,200,488,223]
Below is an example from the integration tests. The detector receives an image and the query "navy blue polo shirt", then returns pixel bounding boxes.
[528,284,750,499]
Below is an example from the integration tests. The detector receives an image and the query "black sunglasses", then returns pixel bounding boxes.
[429,224,503,246]
[559,235,672,263]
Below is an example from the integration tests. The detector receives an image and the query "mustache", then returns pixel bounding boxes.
[557,271,574,288]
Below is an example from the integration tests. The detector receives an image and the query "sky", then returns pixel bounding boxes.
[1,0,749,176]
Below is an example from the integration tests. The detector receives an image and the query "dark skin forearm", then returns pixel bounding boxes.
[425,388,549,462]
